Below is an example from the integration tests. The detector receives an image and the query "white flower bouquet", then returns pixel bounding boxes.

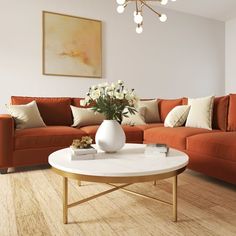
[80,80,139,123]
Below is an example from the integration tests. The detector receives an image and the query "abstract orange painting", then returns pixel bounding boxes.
[43,11,102,78]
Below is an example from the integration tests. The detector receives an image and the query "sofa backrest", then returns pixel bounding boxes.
[71,98,93,108]
[182,96,229,131]
[227,94,236,131]
[158,98,183,122]
[10,95,231,130]
[213,96,229,131]
[72,98,83,107]
[11,96,73,126]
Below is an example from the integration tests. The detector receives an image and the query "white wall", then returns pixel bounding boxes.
[225,18,236,93]
[0,0,225,112]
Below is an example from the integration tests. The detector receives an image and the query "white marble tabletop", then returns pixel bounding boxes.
[48,144,189,177]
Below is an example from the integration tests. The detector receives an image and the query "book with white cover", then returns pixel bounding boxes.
[69,147,97,161]
[70,146,97,155]
[145,144,169,153]
[145,144,169,157]
[70,153,96,161]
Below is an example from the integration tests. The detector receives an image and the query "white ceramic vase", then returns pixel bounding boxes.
[95,120,126,153]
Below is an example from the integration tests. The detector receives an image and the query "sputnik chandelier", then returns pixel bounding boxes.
[116,0,176,34]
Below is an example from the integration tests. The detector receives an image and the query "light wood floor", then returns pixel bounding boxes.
[0,167,235,236]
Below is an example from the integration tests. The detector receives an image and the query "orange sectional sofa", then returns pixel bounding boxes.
[0,95,235,185]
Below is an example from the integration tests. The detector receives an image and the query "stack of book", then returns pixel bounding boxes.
[145,144,169,158]
[69,146,97,160]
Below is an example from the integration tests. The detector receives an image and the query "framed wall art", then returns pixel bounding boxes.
[42,11,102,78]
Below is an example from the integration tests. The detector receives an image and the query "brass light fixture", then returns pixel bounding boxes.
[116,0,176,34]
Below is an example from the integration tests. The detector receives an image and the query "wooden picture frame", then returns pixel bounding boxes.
[42,11,102,78]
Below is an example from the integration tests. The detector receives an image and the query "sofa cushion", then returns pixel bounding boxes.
[6,101,46,129]
[184,96,229,131]
[80,125,144,143]
[72,98,83,107]
[139,100,160,123]
[158,98,183,122]
[227,94,236,131]
[72,98,95,108]
[71,106,104,127]
[212,96,229,131]
[164,105,190,128]
[135,123,164,130]
[144,126,217,150]
[185,96,214,130]
[187,132,236,162]
[122,107,146,125]
[14,126,86,150]
[72,98,86,107]
[11,96,72,126]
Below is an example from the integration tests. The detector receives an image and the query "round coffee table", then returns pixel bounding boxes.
[49,143,189,224]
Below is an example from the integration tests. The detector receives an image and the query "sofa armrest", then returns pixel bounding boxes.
[0,115,14,167]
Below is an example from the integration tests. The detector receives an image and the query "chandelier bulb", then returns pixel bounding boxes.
[136,25,143,34]
[134,12,143,24]
[117,5,125,14]
[116,0,126,4]
[115,0,176,33]
[161,0,168,5]
[159,14,167,22]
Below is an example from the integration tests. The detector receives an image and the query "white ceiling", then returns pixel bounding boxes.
[150,0,236,22]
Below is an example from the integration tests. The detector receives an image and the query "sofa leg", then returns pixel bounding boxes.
[0,168,8,174]
[7,167,15,173]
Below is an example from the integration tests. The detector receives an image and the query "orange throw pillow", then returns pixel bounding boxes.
[227,94,236,131]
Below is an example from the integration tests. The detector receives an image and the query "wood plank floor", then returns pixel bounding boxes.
[0,167,235,236]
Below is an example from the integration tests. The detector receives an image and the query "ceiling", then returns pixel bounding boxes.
[149,0,236,21]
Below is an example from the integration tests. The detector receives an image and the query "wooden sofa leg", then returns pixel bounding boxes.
[7,167,15,173]
[0,168,8,174]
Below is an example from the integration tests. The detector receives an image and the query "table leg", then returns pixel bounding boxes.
[153,180,157,186]
[78,180,81,186]
[63,177,68,224]
[173,175,177,222]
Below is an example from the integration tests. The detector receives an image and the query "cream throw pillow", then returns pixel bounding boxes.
[139,99,160,123]
[6,101,46,129]
[164,105,190,128]
[122,107,146,126]
[185,96,215,130]
[71,106,105,127]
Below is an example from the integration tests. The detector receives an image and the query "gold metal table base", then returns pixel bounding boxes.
[52,167,185,224]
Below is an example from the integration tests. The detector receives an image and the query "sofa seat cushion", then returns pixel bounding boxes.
[187,132,236,162]
[80,125,145,143]
[14,126,87,150]
[135,123,163,130]
[144,127,219,150]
